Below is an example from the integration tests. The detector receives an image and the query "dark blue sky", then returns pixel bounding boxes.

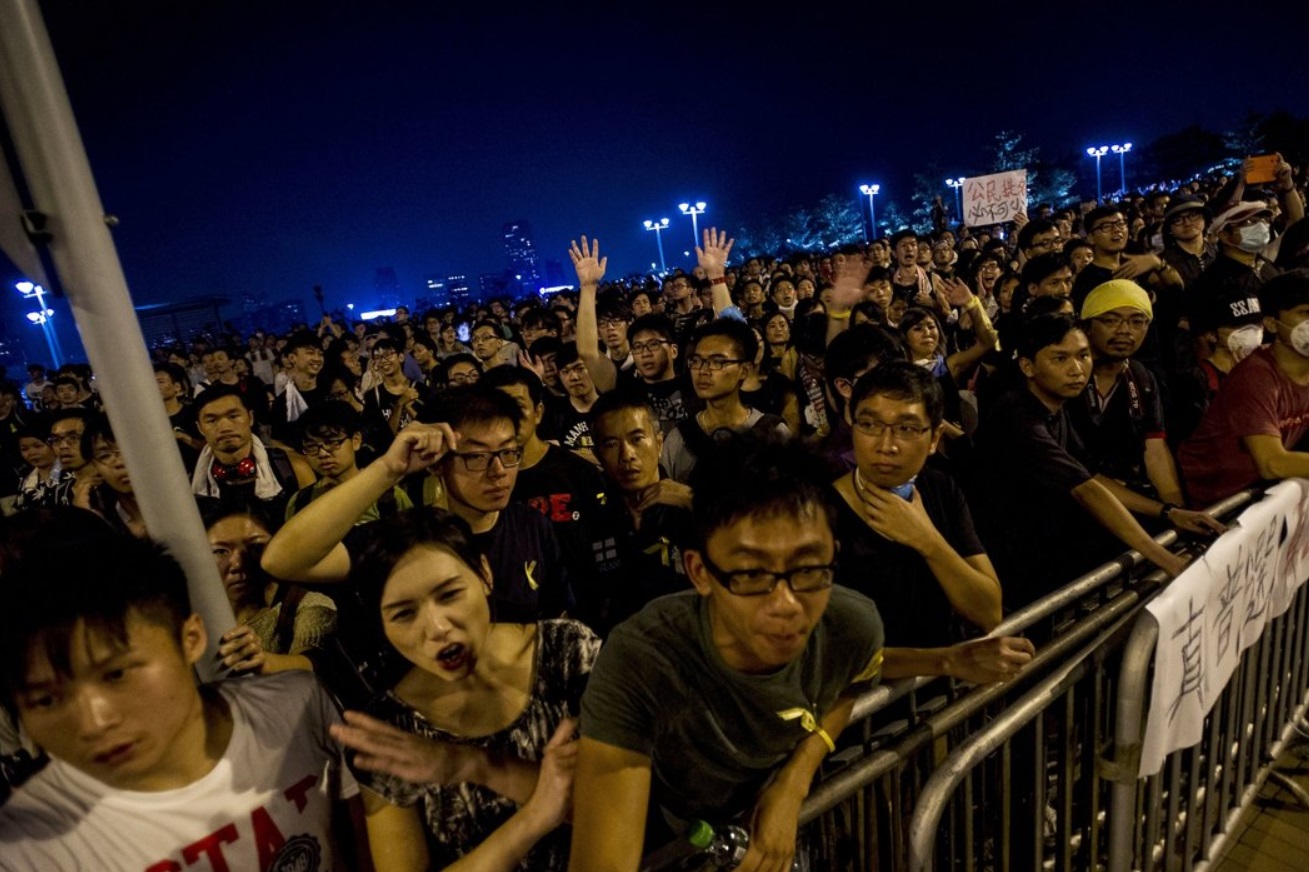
[4,0,1307,359]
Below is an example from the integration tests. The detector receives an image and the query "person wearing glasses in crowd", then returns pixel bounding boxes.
[573,238,694,434]
[831,363,1037,682]
[362,336,426,448]
[263,386,573,628]
[570,434,885,871]
[34,408,96,508]
[469,320,521,371]
[286,401,413,523]
[1072,206,1181,308]
[442,353,484,388]
[660,318,789,484]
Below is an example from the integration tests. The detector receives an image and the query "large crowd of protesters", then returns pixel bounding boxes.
[0,152,1306,871]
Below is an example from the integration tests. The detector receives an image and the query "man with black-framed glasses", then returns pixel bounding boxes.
[660,318,789,484]
[263,386,573,626]
[1072,205,1180,308]
[831,361,1032,682]
[285,400,413,524]
[572,434,884,871]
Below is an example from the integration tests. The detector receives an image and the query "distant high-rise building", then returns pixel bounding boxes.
[502,220,540,295]
[447,274,472,309]
[424,275,449,308]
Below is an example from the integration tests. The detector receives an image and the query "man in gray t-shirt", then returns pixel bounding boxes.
[571,435,885,871]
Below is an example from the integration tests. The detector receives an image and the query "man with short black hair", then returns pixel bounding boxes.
[1072,206,1179,306]
[270,331,327,443]
[571,434,886,870]
[661,318,789,483]
[192,383,308,515]
[287,400,412,523]
[263,387,573,625]
[972,314,1222,607]
[37,408,96,508]
[0,514,359,871]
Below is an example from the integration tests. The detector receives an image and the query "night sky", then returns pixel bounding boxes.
[3,0,1308,360]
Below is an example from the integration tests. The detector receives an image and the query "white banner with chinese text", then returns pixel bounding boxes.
[1140,480,1309,776]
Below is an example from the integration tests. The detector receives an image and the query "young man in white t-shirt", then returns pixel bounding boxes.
[0,512,362,871]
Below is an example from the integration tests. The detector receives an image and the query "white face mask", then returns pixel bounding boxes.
[1149,233,1164,252]
[1235,221,1271,253]
[1225,324,1263,362]
[1277,319,1309,358]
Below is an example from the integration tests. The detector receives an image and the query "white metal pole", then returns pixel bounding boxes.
[0,0,235,677]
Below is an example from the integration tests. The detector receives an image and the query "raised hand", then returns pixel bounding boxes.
[382,422,458,478]
[696,228,735,278]
[828,251,874,312]
[940,275,975,309]
[569,237,607,287]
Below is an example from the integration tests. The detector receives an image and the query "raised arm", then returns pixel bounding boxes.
[940,276,999,380]
[696,227,735,315]
[825,253,874,345]
[261,423,457,583]
[570,237,618,393]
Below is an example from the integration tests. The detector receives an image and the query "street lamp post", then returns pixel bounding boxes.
[945,178,965,222]
[678,201,706,247]
[643,218,670,274]
[859,184,880,242]
[16,281,62,367]
[1086,146,1109,203]
[1111,143,1133,197]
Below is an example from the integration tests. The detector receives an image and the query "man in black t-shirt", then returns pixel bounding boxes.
[270,331,328,444]
[833,363,1019,666]
[262,386,573,624]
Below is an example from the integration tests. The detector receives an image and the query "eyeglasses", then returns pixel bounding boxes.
[852,418,932,441]
[47,432,82,446]
[686,355,746,372]
[699,551,836,597]
[302,437,347,456]
[453,447,523,471]
[1093,314,1151,331]
[448,371,479,385]
[1168,211,1204,225]
[372,349,399,360]
[631,340,670,355]
[471,333,499,344]
[1091,220,1128,234]
[329,389,354,402]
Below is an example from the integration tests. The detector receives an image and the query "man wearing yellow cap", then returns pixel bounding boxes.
[1068,281,1186,509]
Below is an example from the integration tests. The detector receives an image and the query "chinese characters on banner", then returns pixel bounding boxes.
[1139,480,1309,776]
[962,170,1028,227]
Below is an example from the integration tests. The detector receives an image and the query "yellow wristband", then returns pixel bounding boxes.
[829,309,852,320]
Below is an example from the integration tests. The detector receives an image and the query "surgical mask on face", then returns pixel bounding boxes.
[1235,222,1271,253]
[1225,324,1263,362]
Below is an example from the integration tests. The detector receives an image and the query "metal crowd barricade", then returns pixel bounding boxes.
[1104,562,1309,871]
[641,492,1255,871]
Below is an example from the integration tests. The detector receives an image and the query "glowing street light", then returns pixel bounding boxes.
[1111,143,1133,197]
[643,218,670,274]
[678,201,706,246]
[15,281,62,366]
[859,184,880,242]
[1086,146,1109,203]
[945,178,965,221]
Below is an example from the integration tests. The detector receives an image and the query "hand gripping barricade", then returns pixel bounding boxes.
[644,491,1258,871]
